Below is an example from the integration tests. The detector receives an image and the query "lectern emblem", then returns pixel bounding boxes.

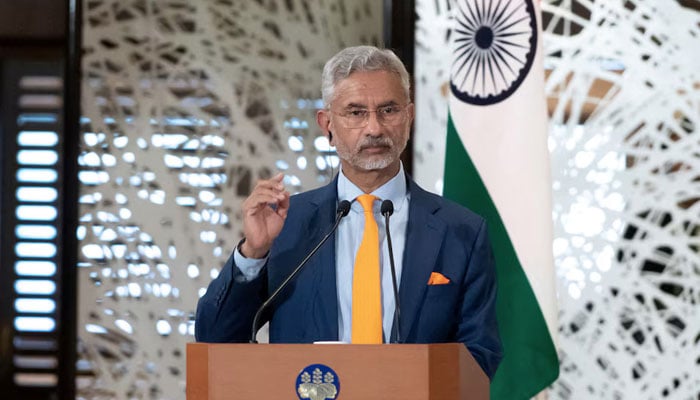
[295,364,340,400]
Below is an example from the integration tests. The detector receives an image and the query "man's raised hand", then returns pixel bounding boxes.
[240,173,290,258]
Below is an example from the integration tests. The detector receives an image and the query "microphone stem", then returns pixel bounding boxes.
[384,213,401,344]
[250,209,346,343]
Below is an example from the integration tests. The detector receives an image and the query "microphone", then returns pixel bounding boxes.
[250,199,352,343]
[381,199,401,343]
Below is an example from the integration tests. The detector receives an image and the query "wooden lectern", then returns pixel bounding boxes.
[187,343,488,399]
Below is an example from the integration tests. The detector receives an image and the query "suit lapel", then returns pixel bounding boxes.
[305,179,340,341]
[398,181,446,340]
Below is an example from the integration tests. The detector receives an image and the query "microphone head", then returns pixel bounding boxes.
[337,200,351,217]
[381,199,394,216]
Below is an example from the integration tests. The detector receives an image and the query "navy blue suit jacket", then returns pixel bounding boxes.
[195,177,502,379]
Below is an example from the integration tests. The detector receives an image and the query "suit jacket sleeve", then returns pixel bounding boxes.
[194,253,268,342]
[457,218,503,379]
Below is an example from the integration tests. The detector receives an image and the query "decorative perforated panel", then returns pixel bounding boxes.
[415,0,699,398]
[77,1,382,398]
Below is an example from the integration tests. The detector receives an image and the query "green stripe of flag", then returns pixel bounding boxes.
[444,115,559,399]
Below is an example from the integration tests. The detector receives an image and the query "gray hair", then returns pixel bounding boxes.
[321,46,410,107]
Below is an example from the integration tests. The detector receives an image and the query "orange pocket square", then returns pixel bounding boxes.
[427,272,450,285]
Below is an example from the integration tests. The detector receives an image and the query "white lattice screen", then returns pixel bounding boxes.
[77,1,382,398]
[414,0,699,399]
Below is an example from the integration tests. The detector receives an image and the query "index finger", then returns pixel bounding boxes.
[252,173,286,192]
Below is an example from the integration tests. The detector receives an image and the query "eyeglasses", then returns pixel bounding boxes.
[331,104,411,129]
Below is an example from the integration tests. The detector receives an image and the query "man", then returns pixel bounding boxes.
[195,46,502,379]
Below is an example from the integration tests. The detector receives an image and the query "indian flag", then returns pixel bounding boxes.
[443,1,559,399]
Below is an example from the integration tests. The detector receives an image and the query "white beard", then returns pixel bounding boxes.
[334,135,405,171]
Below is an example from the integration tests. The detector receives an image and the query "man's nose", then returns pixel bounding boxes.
[364,110,383,134]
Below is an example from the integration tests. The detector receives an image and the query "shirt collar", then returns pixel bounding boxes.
[337,163,408,213]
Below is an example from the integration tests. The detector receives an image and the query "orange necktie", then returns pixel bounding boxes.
[351,194,383,344]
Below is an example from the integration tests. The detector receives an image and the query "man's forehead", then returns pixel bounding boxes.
[332,71,406,106]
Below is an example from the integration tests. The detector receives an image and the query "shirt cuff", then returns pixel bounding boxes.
[233,240,267,282]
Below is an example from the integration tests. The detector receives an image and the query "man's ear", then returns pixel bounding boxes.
[407,102,416,125]
[316,109,333,145]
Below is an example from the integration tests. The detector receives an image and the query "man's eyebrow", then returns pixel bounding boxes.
[377,100,400,107]
[343,100,400,109]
